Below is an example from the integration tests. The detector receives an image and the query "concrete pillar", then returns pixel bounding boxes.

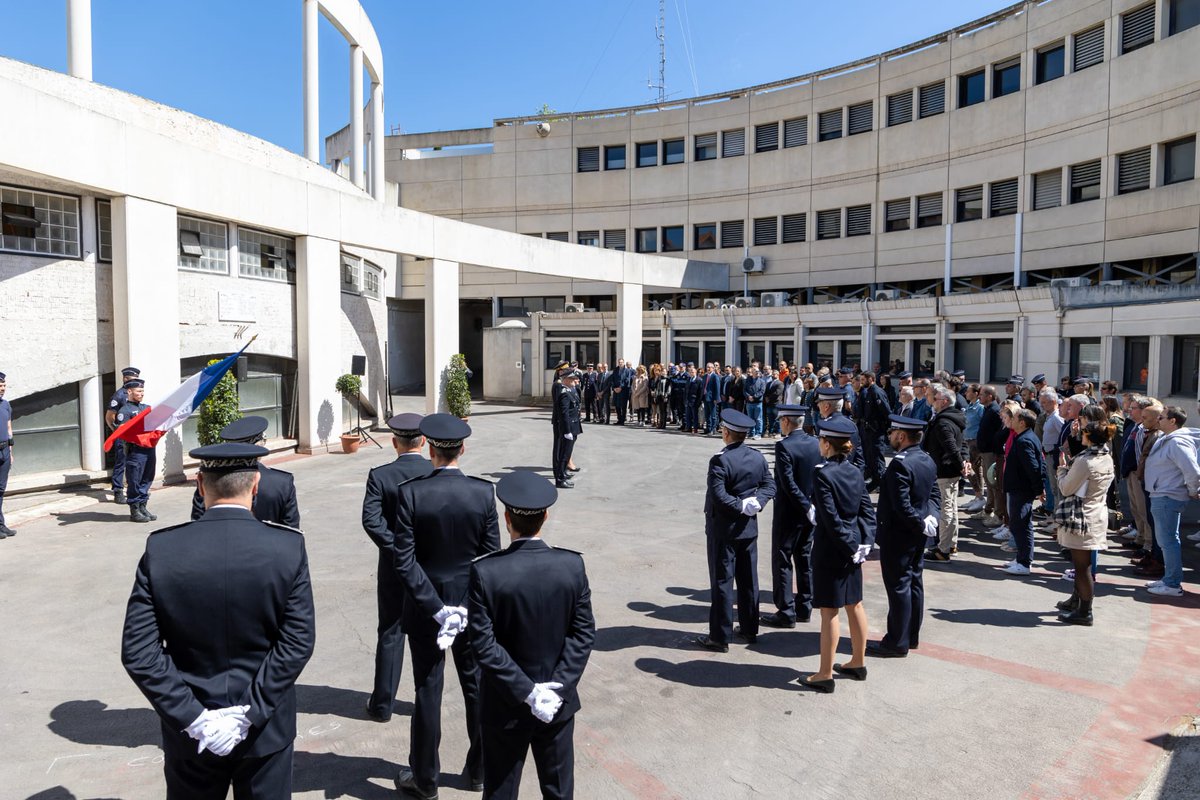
[943,223,953,295]
[80,194,97,265]
[370,80,385,201]
[296,236,342,453]
[615,283,643,365]
[111,196,181,479]
[78,374,102,471]
[1013,212,1024,288]
[350,45,365,190]
[302,0,319,162]
[66,0,92,81]
[425,259,460,413]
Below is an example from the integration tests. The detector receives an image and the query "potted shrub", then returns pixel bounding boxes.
[445,353,471,419]
[335,373,363,453]
[198,358,241,446]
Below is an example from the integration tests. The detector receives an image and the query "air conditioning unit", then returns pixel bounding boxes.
[873,289,900,302]
[564,302,586,312]
[742,256,766,273]
[702,297,723,310]
[760,291,790,307]
[734,296,758,309]
[1050,277,1089,289]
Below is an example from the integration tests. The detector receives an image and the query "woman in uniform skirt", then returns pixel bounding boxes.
[800,415,875,693]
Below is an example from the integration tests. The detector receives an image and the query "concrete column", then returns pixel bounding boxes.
[111,196,181,479]
[78,374,102,471]
[1012,212,1024,288]
[943,223,953,295]
[370,80,385,201]
[302,0,319,162]
[1148,336,1170,399]
[80,194,97,265]
[66,0,92,80]
[615,283,643,365]
[296,236,341,453]
[350,45,365,190]
[425,259,460,413]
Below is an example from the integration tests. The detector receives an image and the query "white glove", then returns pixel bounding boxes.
[853,543,871,564]
[435,606,468,650]
[923,514,939,539]
[185,706,251,756]
[525,682,565,723]
[740,497,762,516]
[564,433,574,440]
[806,506,816,526]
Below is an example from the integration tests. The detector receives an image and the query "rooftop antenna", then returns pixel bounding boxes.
[647,0,666,104]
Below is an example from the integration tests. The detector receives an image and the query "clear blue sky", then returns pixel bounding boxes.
[0,0,1002,158]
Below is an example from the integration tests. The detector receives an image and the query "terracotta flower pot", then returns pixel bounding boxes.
[340,434,361,454]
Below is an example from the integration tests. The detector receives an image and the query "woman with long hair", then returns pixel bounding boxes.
[1055,421,1116,624]
[631,365,650,426]
[650,364,670,429]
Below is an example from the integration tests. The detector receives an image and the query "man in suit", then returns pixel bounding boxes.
[761,405,821,628]
[469,470,595,800]
[581,364,597,422]
[611,358,631,425]
[683,364,703,433]
[361,413,434,722]
[703,363,722,435]
[743,366,766,439]
[869,415,940,658]
[858,371,891,491]
[190,416,299,527]
[554,372,583,489]
[813,385,865,472]
[121,442,315,799]
[393,414,501,799]
[670,364,689,426]
[977,386,1004,525]
[1002,407,1047,576]
[695,409,776,652]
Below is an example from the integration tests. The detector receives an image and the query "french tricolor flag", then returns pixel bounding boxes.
[103,344,250,452]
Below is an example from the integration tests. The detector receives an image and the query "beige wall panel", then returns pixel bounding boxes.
[630,163,689,205]
[572,169,630,211]
[688,157,750,198]
[1110,28,1200,111]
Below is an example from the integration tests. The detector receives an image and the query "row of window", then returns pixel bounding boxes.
[575,2,1199,173]
[0,186,81,257]
[340,253,383,299]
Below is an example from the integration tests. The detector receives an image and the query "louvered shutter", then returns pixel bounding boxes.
[917,193,943,225]
[1033,170,1062,210]
[695,132,717,160]
[753,217,778,246]
[887,92,913,126]
[546,232,568,242]
[1073,24,1105,71]
[818,110,842,140]
[783,117,808,147]
[781,213,807,243]
[603,229,626,250]
[755,123,779,152]
[919,82,945,117]
[989,179,1019,216]
[1121,4,1155,53]
[721,220,744,248]
[1071,160,1101,189]
[848,102,873,135]
[722,129,745,157]
[956,186,983,222]
[817,209,841,239]
[885,199,910,229]
[1117,147,1151,194]
[846,205,872,236]
[577,146,599,172]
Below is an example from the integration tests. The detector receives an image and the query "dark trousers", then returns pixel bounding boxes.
[683,400,698,431]
[408,627,483,790]
[554,435,576,482]
[111,437,126,491]
[705,400,720,434]
[706,533,758,644]
[769,521,813,622]
[0,449,9,527]
[879,537,925,652]
[483,713,575,800]
[614,391,628,424]
[125,445,156,505]
[582,391,596,421]
[862,429,886,487]
[551,423,562,475]
[1007,492,1036,567]
[670,392,683,423]
[161,731,293,800]
[369,559,406,718]
[596,393,610,423]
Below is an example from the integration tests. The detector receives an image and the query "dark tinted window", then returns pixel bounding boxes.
[663,139,685,164]
[605,145,626,170]
[959,70,985,107]
[1036,44,1065,84]
[636,142,657,168]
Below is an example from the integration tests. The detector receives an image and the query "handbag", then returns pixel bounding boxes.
[1054,474,1089,536]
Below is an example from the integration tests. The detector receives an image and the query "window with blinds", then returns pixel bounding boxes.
[955,186,983,222]
[916,193,943,227]
[919,82,945,117]
[695,132,718,161]
[722,129,745,157]
[1117,147,1152,194]
[577,146,599,172]
[720,220,744,248]
[1073,24,1105,71]
[1070,160,1102,203]
[545,232,568,242]
[846,204,872,236]
[603,229,626,251]
[578,230,600,246]
[816,209,841,240]
[1121,4,1155,53]
[818,110,842,141]
[753,217,778,246]
[782,213,807,243]
[783,117,808,147]
[989,178,1019,217]
[887,92,913,126]
[848,102,872,135]
[1033,169,1062,210]
[755,122,779,152]
[885,198,910,232]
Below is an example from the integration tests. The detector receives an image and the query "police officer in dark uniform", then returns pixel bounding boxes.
[0,370,13,539]
[858,372,891,491]
[116,378,158,523]
[761,404,822,628]
[361,413,434,722]
[468,470,595,800]
[694,409,776,653]
[554,371,583,489]
[813,385,865,472]
[393,414,501,800]
[189,416,299,527]
[549,361,570,484]
[581,364,597,422]
[869,414,941,659]
[106,366,140,504]
[121,442,315,799]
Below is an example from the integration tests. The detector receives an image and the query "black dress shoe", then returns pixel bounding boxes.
[0,528,8,539]
[693,635,728,653]
[0,524,15,537]
[759,611,796,629]
[866,641,908,658]
[567,466,582,473]
[365,704,391,723]
[467,774,484,792]
[733,626,757,644]
[797,675,835,693]
[833,663,868,681]
[395,767,438,800]
[555,480,574,489]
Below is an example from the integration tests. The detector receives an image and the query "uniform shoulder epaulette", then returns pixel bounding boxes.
[550,545,584,556]
[815,462,827,469]
[894,454,906,460]
[265,464,294,477]
[472,548,505,563]
[467,475,495,486]
[148,521,190,536]
[263,520,304,535]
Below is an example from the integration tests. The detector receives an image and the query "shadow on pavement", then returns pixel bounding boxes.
[592,625,693,652]
[626,601,708,624]
[296,684,413,720]
[928,608,1058,627]
[54,510,129,526]
[48,700,158,748]
[635,657,805,691]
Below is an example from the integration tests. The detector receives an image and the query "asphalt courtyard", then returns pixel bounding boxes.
[3,398,1199,800]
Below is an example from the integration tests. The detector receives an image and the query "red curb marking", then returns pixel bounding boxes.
[577,722,684,800]
[914,642,1117,704]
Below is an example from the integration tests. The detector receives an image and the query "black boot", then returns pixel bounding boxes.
[139,503,157,522]
[130,505,151,523]
[1055,592,1079,612]
[1061,599,1093,626]
[114,490,126,504]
